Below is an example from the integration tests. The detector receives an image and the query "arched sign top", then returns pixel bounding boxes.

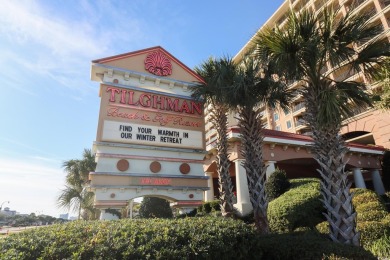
[144,50,172,76]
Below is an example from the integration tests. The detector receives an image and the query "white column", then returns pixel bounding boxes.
[205,172,215,202]
[234,159,252,216]
[99,209,120,220]
[371,169,386,195]
[129,200,134,219]
[265,161,277,179]
[353,168,366,189]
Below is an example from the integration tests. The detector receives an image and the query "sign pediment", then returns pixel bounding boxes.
[92,46,203,84]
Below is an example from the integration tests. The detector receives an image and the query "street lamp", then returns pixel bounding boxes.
[0,201,9,211]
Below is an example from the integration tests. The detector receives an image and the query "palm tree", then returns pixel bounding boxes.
[192,57,236,217]
[57,149,97,219]
[373,58,390,110]
[256,7,389,245]
[227,56,291,233]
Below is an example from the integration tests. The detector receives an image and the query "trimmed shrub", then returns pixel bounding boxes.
[139,197,173,219]
[316,220,390,248]
[197,200,220,214]
[0,219,376,259]
[369,231,390,259]
[0,218,260,259]
[352,189,388,222]
[317,188,390,251]
[175,208,197,218]
[383,191,390,211]
[268,178,324,233]
[358,209,388,222]
[265,168,291,201]
[352,188,384,205]
[255,231,375,260]
[358,221,390,248]
[315,221,328,234]
[355,201,387,212]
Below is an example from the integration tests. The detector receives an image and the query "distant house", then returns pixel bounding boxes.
[59,213,69,220]
[0,207,17,217]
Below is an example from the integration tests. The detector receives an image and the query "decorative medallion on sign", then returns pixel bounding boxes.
[117,159,129,172]
[179,163,190,174]
[150,161,161,173]
[144,51,172,76]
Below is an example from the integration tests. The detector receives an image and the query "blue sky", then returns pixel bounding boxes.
[0,0,284,217]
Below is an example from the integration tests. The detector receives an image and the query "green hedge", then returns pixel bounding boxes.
[358,221,390,248]
[0,218,258,259]
[268,178,324,233]
[255,231,375,260]
[316,188,390,257]
[0,218,376,259]
[265,168,291,201]
[369,231,390,259]
[352,189,389,222]
[197,200,220,214]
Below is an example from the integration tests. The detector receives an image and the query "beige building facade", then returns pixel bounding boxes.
[204,0,389,215]
[233,0,390,148]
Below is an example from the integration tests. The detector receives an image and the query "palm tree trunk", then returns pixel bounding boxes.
[237,106,269,233]
[210,104,235,217]
[306,98,360,246]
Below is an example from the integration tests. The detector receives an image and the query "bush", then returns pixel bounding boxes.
[265,168,291,201]
[0,219,376,259]
[369,231,390,259]
[382,192,390,211]
[268,178,324,233]
[175,209,197,218]
[0,218,260,259]
[315,221,328,234]
[139,197,173,219]
[352,188,385,205]
[357,221,390,248]
[316,220,390,252]
[352,189,388,222]
[198,200,220,214]
[255,231,375,260]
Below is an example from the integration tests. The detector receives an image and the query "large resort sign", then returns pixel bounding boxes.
[97,86,204,149]
[90,46,207,220]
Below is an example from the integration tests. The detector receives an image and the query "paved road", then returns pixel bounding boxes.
[0,226,40,236]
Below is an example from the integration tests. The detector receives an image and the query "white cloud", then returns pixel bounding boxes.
[0,157,67,217]
[0,1,102,58]
[0,0,148,95]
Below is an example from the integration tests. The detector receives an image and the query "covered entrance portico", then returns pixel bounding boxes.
[204,127,385,216]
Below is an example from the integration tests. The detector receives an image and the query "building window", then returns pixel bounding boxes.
[275,125,281,131]
[286,120,292,129]
[274,113,279,121]
[284,108,290,115]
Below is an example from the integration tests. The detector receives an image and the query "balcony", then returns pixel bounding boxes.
[379,0,390,8]
[345,0,368,12]
[294,119,308,131]
[292,102,305,113]
[333,67,360,82]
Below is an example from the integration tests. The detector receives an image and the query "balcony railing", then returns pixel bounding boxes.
[293,102,306,112]
[295,120,306,127]
[346,0,368,12]
[333,68,360,81]
[379,0,390,8]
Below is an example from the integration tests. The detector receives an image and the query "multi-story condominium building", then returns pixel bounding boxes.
[203,0,389,215]
[234,0,390,147]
